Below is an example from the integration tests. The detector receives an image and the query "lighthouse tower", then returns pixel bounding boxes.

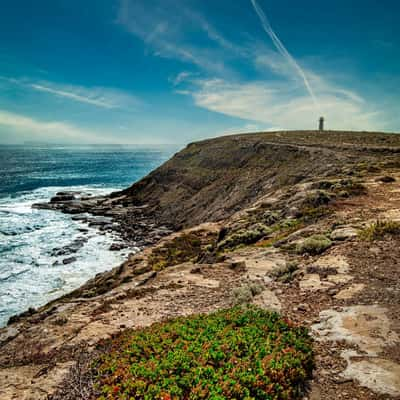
[319,117,324,131]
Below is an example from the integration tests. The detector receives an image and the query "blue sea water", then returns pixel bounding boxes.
[0,144,178,327]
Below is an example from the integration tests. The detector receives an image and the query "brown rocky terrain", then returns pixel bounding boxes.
[1,130,400,399]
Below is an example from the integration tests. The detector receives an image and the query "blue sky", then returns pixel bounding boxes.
[0,0,399,144]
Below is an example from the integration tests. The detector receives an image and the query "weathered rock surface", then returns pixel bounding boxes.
[330,226,359,241]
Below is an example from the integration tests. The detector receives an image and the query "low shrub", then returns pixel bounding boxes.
[148,232,215,271]
[94,306,314,400]
[303,190,331,208]
[270,261,299,283]
[231,281,264,305]
[359,220,400,241]
[257,219,304,248]
[333,179,367,196]
[375,175,396,183]
[298,206,333,222]
[296,235,332,255]
[217,224,272,251]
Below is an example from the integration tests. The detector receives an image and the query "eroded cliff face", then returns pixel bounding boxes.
[1,131,400,400]
[115,130,400,228]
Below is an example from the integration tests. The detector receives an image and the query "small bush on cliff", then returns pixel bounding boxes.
[147,232,216,270]
[217,224,272,251]
[270,261,299,283]
[359,220,400,241]
[231,281,264,305]
[94,306,314,400]
[333,179,367,196]
[296,235,332,255]
[375,175,396,183]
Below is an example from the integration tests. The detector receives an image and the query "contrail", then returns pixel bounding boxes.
[250,0,319,110]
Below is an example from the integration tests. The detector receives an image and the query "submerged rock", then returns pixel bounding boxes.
[62,257,77,265]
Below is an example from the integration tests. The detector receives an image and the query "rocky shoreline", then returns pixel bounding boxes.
[33,190,174,252]
[1,190,174,325]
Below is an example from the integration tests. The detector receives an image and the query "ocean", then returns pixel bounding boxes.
[0,144,178,327]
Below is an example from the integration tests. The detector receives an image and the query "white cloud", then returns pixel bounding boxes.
[250,0,318,109]
[1,76,140,109]
[0,109,111,142]
[116,0,234,75]
[181,78,383,131]
[29,83,139,109]
[116,1,394,132]
[170,71,193,86]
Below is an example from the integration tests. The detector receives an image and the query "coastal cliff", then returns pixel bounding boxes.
[1,130,400,400]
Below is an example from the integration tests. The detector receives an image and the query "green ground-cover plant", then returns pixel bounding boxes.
[94,306,314,400]
[359,220,400,241]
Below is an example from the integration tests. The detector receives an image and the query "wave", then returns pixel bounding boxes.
[0,184,130,327]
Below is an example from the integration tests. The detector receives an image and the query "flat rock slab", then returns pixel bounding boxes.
[299,273,335,291]
[156,263,220,289]
[312,305,399,355]
[326,273,353,284]
[0,362,73,400]
[0,327,19,345]
[378,208,400,222]
[330,227,359,241]
[334,283,365,300]
[341,351,400,397]
[252,289,282,312]
[311,254,350,273]
[227,248,287,280]
[312,306,400,396]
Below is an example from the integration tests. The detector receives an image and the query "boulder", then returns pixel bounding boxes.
[330,227,358,241]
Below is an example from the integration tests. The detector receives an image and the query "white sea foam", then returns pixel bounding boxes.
[0,185,131,327]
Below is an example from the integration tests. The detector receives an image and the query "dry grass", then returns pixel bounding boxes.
[359,220,400,241]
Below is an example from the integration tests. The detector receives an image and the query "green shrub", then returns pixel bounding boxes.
[296,235,332,255]
[303,190,331,208]
[148,232,216,271]
[332,179,366,196]
[94,306,313,400]
[298,206,333,222]
[270,261,299,283]
[359,220,400,241]
[217,224,272,251]
[231,282,265,305]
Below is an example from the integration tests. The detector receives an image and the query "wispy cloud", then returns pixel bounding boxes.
[250,0,319,110]
[117,1,384,131]
[1,76,140,109]
[170,71,193,86]
[180,77,383,131]
[116,0,236,75]
[0,109,111,142]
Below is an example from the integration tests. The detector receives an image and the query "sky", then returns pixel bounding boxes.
[0,0,399,144]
